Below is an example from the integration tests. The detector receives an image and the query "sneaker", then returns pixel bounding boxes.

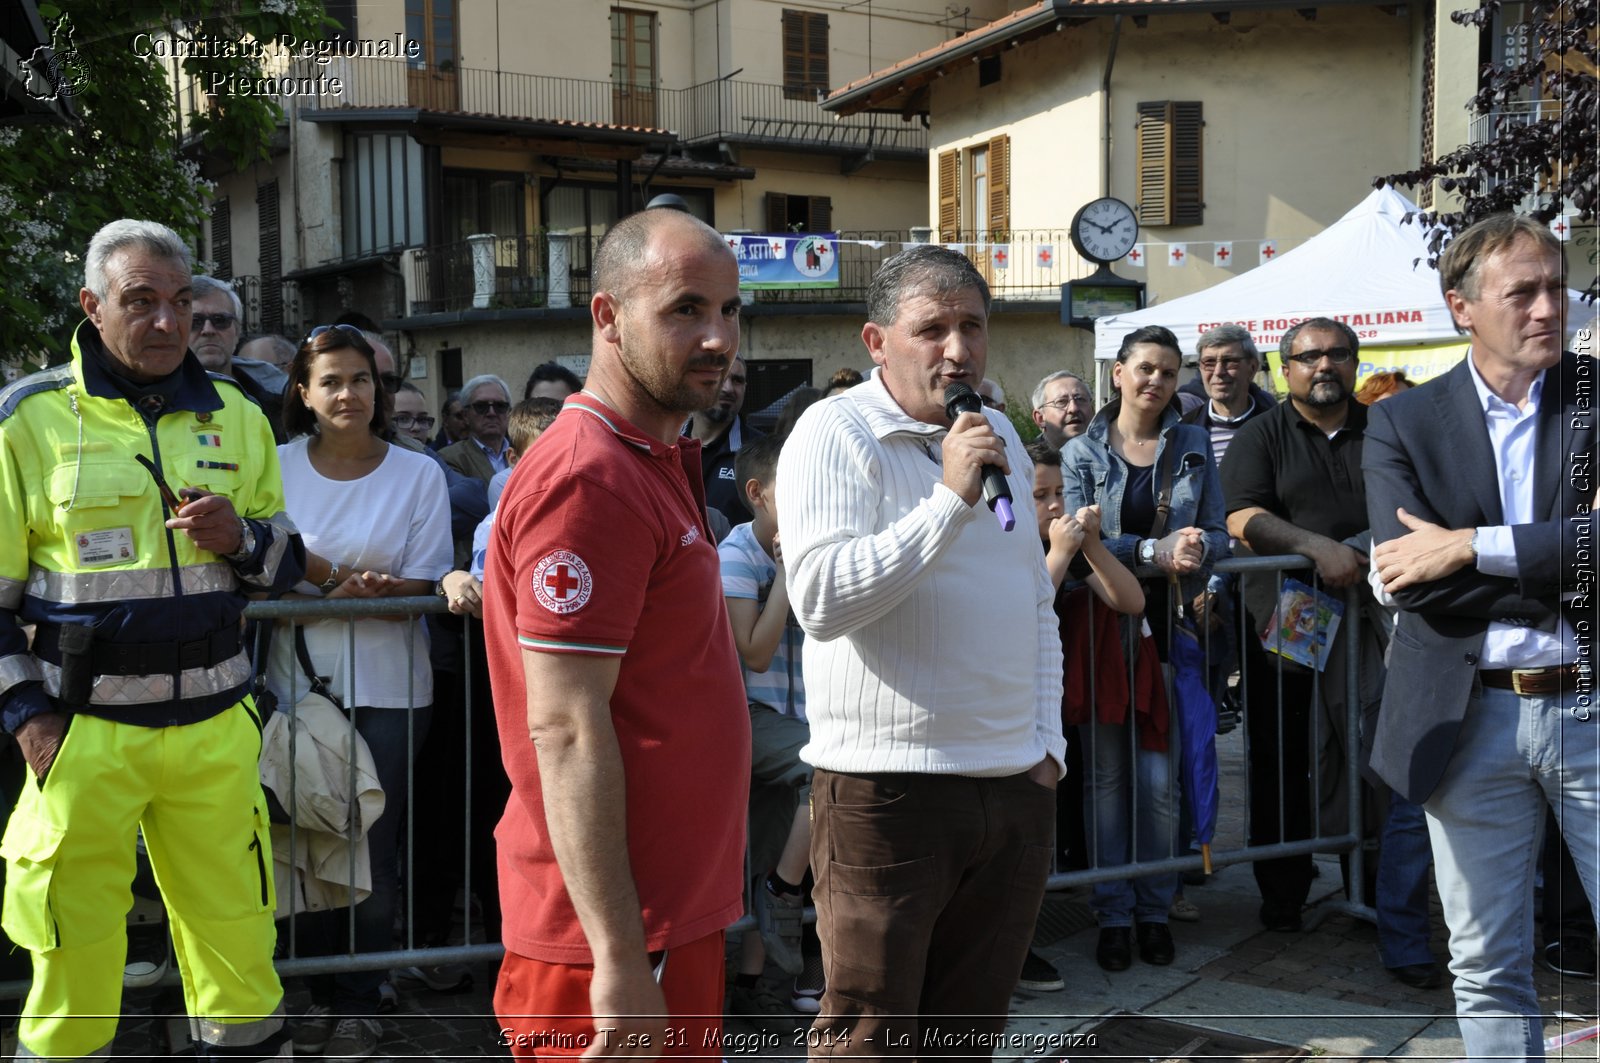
[1016,949,1064,991]
[324,1017,382,1063]
[290,1005,335,1055]
[1169,896,1202,922]
[792,955,825,1013]
[376,980,398,1014]
[754,882,804,976]
[123,917,171,989]
[392,963,474,993]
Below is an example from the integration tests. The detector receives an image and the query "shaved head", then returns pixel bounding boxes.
[592,209,732,301]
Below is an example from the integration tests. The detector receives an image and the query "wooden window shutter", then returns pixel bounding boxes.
[806,13,829,92]
[809,195,832,233]
[257,181,282,333]
[767,191,789,232]
[211,199,233,280]
[1135,102,1173,226]
[782,10,827,99]
[986,134,1010,238]
[937,149,959,238]
[1172,102,1204,225]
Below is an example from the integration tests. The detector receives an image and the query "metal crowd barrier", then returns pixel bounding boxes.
[0,552,1379,1000]
[1043,553,1375,933]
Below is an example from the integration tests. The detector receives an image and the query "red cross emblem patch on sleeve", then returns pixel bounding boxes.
[532,550,594,614]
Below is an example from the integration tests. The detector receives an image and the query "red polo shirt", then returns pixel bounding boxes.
[484,393,750,964]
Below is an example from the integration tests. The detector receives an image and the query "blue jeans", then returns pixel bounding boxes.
[1375,793,1435,968]
[1081,720,1179,927]
[1425,684,1599,1062]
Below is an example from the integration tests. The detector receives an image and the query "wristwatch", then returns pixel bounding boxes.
[1469,528,1481,564]
[1139,538,1157,566]
[225,517,256,562]
[319,561,342,594]
[435,578,450,600]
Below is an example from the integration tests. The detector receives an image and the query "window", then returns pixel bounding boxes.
[256,182,282,333]
[782,9,828,100]
[443,171,525,244]
[341,132,426,257]
[544,180,713,279]
[611,8,657,126]
[1135,101,1204,226]
[936,134,1009,239]
[978,54,1001,87]
[766,192,832,233]
[210,199,232,279]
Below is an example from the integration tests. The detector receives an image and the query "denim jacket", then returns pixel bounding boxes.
[1058,399,1231,603]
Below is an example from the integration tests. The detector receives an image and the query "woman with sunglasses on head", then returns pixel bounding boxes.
[267,323,453,1061]
[1058,324,1230,974]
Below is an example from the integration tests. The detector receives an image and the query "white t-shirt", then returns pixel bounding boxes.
[268,437,453,709]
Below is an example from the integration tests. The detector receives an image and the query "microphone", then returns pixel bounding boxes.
[942,382,1015,532]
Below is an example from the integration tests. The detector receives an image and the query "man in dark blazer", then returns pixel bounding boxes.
[1364,213,1597,1062]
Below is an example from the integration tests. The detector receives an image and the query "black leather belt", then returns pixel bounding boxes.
[1478,666,1581,697]
[34,625,242,675]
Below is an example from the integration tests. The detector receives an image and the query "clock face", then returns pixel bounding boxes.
[1071,198,1139,264]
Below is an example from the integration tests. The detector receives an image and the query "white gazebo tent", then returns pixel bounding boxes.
[1090,185,1596,403]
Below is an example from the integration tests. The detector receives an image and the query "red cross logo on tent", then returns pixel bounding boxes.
[533,550,594,614]
[1216,246,1229,262]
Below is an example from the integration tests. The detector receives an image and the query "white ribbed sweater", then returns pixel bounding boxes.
[775,371,1066,777]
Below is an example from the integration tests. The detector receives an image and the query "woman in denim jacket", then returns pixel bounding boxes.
[1059,324,1229,973]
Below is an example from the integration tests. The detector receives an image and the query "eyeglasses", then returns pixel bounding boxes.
[469,400,510,416]
[306,323,365,343]
[1199,356,1250,372]
[1039,395,1091,411]
[392,414,436,430]
[192,313,237,331]
[1287,348,1356,366]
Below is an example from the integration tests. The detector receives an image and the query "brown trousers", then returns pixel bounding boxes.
[809,768,1055,1059]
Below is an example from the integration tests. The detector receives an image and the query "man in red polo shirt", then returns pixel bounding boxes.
[484,208,751,1058]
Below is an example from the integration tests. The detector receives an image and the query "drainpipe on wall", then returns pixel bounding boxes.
[1101,13,1123,198]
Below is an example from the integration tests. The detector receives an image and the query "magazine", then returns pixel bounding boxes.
[1260,578,1344,672]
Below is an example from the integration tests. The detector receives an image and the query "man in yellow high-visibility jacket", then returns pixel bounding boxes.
[0,218,306,1060]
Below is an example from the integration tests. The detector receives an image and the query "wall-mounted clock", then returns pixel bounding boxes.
[1070,197,1140,265]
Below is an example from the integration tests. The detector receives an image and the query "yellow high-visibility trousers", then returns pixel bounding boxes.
[2,703,285,1060]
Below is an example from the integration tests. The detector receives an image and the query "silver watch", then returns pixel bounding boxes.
[1140,538,1157,565]
[225,516,256,561]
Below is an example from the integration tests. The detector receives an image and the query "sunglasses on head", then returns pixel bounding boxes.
[306,323,367,344]
[192,313,237,331]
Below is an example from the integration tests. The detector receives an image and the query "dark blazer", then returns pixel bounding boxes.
[1363,351,1597,804]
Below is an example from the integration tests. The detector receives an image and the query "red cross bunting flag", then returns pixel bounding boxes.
[1213,242,1233,267]
[1036,245,1054,269]
[1551,216,1574,242]
[1167,243,1188,267]
[1259,240,1278,263]
[1125,245,1146,268]
[768,237,787,259]
[992,245,1010,269]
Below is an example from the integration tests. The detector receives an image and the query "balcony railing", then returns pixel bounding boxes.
[406,229,1091,316]
[1466,99,1557,198]
[176,52,925,155]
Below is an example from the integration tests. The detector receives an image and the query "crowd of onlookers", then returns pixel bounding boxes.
[142,290,1599,1044]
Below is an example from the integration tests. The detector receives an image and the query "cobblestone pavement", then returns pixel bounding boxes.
[96,723,1598,1060]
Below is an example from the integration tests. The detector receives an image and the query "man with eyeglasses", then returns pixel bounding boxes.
[1220,318,1439,989]
[1030,370,1094,449]
[190,275,288,443]
[1180,324,1275,464]
[441,374,515,486]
